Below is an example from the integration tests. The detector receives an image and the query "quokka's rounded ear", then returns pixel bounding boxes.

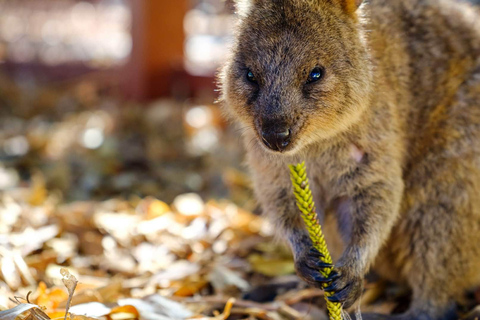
[337,0,364,15]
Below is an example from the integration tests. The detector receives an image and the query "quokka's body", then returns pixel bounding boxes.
[220,0,480,319]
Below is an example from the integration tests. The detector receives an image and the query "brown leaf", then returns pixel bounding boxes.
[248,254,295,277]
[28,173,48,206]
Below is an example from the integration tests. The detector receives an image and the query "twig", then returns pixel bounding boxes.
[178,296,278,312]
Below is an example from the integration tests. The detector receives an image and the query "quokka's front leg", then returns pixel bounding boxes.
[248,154,334,288]
[323,154,404,308]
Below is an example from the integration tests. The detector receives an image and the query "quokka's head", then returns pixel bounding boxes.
[220,0,373,154]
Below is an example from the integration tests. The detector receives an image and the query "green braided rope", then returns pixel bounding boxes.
[289,162,343,320]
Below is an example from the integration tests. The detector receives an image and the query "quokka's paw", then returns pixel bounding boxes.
[323,264,363,308]
[294,247,334,287]
[294,247,364,308]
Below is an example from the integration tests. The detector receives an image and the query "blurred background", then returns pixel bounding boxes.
[0,1,287,317]
[0,0,255,207]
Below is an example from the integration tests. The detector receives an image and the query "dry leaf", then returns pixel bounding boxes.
[35,282,69,315]
[108,305,140,320]
[0,303,50,320]
[248,254,295,277]
[137,198,171,220]
[187,298,235,320]
[68,302,111,318]
[1,255,21,290]
[119,295,194,320]
[28,173,48,206]
[172,278,208,297]
[208,265,250,292]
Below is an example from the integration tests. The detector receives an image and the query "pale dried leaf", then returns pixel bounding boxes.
[119,295,193,320]
[68,302,111,318]
[0,303,50,320]
[1,255,21,290]
[208,266,250,292]
[12,252,36,287]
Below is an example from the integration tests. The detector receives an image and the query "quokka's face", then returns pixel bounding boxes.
[221,0,372,154]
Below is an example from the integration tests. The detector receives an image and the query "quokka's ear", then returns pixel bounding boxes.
[336,0,364,16]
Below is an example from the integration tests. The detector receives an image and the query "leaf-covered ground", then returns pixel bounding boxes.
[1,75,480,320]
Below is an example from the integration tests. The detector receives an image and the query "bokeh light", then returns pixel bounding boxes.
[0,0,132,67]
[183,1,235,76]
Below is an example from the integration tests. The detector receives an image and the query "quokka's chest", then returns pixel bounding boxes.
[305,143,368,211]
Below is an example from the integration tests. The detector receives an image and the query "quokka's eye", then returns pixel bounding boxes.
[246,69,257,83]
[306,67,324,84]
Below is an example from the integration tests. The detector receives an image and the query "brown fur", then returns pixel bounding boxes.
[219,0,480,319]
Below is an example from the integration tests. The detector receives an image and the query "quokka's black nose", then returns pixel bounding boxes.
[261,127,291,151]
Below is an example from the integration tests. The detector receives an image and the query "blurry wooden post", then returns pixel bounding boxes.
[122,0,188,101]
